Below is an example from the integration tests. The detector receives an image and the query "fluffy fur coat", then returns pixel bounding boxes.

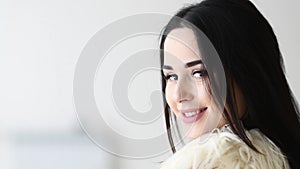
[160,125,290,169]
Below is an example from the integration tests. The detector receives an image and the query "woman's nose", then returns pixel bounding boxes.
[173,77,194,103]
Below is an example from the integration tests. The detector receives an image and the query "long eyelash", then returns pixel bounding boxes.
[162,74,170,80]
[201,69,208,76]
[165,75,173,80]
[193,69,208,76]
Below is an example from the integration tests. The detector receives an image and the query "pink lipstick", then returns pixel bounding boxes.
[180,107,207,123]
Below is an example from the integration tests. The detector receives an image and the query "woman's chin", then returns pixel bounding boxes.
[185,130,204,139]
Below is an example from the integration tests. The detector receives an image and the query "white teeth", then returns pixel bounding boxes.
[183,108,207,117]
[184,110,200,117]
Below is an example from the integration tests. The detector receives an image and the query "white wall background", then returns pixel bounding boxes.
[0,0,299,169]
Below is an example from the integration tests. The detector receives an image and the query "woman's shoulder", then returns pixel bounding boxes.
[160,125,290,169]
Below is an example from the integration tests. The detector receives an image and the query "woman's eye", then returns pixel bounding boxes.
[192,69,208,78]
[164,74,178,81]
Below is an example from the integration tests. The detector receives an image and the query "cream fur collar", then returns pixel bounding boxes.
[160,125,290,169]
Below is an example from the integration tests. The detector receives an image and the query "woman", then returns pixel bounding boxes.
[159,0,300,168]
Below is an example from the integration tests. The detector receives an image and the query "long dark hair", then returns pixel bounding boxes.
[159,0,300,168]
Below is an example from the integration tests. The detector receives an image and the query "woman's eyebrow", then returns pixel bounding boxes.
[162,65,173,70]
[185,59,203,68]
[162,59,203,70]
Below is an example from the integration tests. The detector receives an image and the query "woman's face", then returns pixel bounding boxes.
[163,28,226,138]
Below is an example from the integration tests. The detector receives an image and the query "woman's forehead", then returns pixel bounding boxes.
[164,28,202,65]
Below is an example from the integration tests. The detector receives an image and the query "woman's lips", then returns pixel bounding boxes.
[179,107,207,123]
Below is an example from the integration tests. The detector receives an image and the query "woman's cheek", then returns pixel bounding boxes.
[165,85,177,115]
[165,84,170,103]
[195,84,207,100]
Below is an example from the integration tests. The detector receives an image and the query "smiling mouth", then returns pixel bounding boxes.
[179,107,208,123]
[181,107,207,117]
